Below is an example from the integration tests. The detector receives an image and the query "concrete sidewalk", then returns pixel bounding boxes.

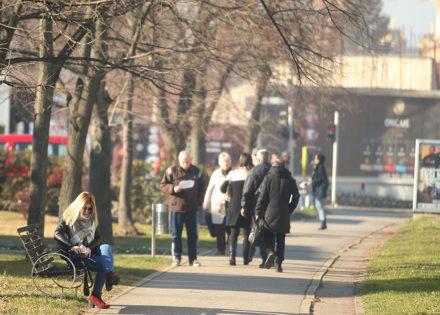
[89,209,409,315]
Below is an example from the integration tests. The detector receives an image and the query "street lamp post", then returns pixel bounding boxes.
[287,105,294,174]
[331,111,339,206]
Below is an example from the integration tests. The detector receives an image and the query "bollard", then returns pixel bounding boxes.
[151,203,170,257]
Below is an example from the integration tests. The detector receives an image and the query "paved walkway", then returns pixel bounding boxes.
[90,209,409,315]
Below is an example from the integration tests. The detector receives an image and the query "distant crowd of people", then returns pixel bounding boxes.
[159,148,329,272]
[52,148,329,309]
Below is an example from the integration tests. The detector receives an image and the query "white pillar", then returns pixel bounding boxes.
[331,111,339,206]
[0,80,10,134]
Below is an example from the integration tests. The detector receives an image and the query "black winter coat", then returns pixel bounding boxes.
[241,163,271,217]
[220,168,251,228]
[54,220,101,251]
[255,166,300,234]
[311,163,328,199]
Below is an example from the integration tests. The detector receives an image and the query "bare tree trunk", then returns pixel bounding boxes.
[117,71,137,235]
[116,2,152,234]
[0,3,22,70]
[27,18,57,232]
[89,19,113,244]
[245,65,272,152]
[190,124,206,166]
[59,31,100,213]
[90,80,113,242]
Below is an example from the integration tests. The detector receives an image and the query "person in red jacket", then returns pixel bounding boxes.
[160,151,204,267]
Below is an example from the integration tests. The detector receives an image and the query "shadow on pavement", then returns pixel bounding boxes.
[144,272,310,295]
[111,304,298,315]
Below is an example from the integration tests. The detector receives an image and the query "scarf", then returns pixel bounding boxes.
[69,215,96,246]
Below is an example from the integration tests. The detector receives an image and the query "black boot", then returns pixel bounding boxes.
[229,254,236,266]
[275,258,283,273]
[319,220,327,230]
[265,252,276,269]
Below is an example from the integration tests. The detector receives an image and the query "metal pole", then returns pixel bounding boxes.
[287,105,294,174]
[151,204,156,258]
[331,111,339,206]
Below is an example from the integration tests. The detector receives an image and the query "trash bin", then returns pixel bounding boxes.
[152,203,170,235]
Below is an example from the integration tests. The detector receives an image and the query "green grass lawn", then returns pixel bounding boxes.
[0,210,215,314]
[0,253,170,314]
[362,216,440,314]
[0,210,216,254]
[292,205,318,220]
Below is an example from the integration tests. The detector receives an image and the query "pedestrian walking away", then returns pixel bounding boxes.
[54,192,120,309]
[203,152,232,255]
[241,148,271,267]
[160,151,204,267]
[310,153,329,230]
[255,158,300,272]
[221,152,253,266]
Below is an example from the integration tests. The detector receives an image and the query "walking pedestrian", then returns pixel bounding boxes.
[241,149,271,267]
[203,152,232,255]
[255,158,300,272]
[310,153,329,230]
[160,151,204,267]
[221,153,253,265]
[54,192,120,309]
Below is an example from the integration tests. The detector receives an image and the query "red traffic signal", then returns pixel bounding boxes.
[327,124,336,141]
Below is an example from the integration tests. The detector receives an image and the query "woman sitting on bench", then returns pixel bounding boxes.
[54,191,119,309]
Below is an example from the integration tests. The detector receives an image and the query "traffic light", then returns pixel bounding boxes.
[327,124,336,141]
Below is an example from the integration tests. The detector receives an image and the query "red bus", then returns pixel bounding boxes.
[0,134,68,156]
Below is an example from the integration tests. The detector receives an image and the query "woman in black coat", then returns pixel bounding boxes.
[220,153,253,266]
[255,158,300,272]
[310,153,329,230]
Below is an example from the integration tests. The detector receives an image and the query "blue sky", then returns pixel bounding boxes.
[382,0,435,45]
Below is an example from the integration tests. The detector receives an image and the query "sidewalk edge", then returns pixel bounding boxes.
[299,223,397,315]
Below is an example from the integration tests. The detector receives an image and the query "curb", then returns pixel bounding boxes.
[87,249,215,314]
[299,223,397,315]
[327,205,411,213]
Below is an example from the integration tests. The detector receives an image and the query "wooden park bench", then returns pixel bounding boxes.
[17,224,93,297]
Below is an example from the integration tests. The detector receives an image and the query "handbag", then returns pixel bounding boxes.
[218,193,231,216]
[248,218,264,247]
[203,212,217,237]
[248,218,265,262]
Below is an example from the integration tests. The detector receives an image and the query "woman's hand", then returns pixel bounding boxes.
[240,208,246,217]
[84,247,92,257]
[71,246,82,254]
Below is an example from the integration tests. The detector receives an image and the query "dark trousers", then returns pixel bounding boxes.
[263,228,285,262]
[213,223,226,253]
[229,226,251,262]
[171,211,198,262]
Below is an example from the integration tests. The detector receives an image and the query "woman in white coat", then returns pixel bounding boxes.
[203,152,232,255]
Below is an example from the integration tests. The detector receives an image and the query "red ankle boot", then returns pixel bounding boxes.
[88,294,110,309]
[106,272,120,291]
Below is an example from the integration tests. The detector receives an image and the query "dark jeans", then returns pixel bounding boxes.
[171,211,198,262]
[86,244,114,296]
[229,226,251,263]
[263,228,285,262]
[214,223,226,253]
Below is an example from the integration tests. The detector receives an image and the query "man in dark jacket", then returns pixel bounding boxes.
[160,151,204,267]
[241,149,271,267]
[255,158,300,272]
[310,153,329,230]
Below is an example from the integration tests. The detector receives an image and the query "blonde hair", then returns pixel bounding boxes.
[63,192,99,227]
